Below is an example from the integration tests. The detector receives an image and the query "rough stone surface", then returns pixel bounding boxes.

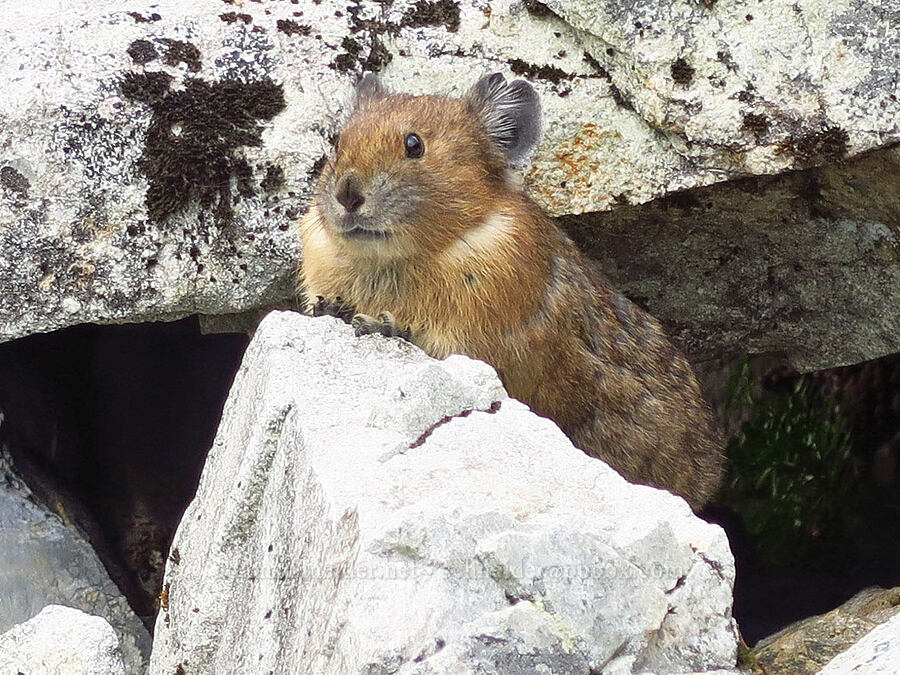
[0,449,151,673]
[0,604,125,675]
[753,586,900,675]
[149,310,739,674]
[564,146,900,371]
[540,0,900,211]
[2,0,899,373]
[818,609,900,674]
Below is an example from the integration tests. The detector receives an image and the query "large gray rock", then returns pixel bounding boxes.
[537,0,900,210]
[0,604,125,675]
[818,610,900,674]
[1,0,898,372]
[0,449,151,673]
[149,311,738,674]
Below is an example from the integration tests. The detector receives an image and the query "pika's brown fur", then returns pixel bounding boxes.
[299,74,724,510]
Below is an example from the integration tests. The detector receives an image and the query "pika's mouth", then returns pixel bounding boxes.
[336,213,391,240]
[342,226,391,241]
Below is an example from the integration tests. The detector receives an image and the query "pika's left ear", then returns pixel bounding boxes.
[465,72,542,167]
[354,73,387,107]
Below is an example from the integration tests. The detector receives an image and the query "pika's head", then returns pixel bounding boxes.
[314,73,541,256]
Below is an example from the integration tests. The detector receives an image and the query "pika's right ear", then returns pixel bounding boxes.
[465,73,542,167]
[354,73,387,107]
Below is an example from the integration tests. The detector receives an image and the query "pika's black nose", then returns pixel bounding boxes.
[335,175,365,213]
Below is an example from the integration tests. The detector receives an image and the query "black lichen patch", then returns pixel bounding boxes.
[127,11,161,23]
[330,3,397,74]
[161,39,202,73]
[333,35,392,74]
[401,0,461,32]
[260,164,285,193]
[127,39,159,65]
[119,72,286,225]
[1,166,30,199]
[308,153,328,182]
[508,58,570,85]
[523,0,560,20]
[276,19,311,36]
[670,57,695,86]
[741,112,769,138]
[220,12,253,24]
[782,125,850,165]
[120,71,174,104]
[334,36,365,73]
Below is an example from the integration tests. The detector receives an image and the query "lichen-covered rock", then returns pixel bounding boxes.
[0,605,125,675]
[2,0,898,372]
[752,586,900,675]
[149,311,738,674]
[818,608,900,674]
[0,450,151,673]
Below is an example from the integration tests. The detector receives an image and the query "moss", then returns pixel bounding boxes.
[127,39,158,65]
[276,19,311,36]
[670,57,695,86]
[119,72,286,225]
[400,0,461,32]
[161,39,202,73]
[508,58,570,84]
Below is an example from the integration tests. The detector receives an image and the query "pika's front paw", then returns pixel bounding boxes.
[312,296,356,324]
[351,311,413,342]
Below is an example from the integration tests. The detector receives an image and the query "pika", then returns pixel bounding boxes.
[299,73,724,510]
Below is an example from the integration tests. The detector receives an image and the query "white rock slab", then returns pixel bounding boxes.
[149,310,738,674]
[0,605,125,675]
[818,611,900,675]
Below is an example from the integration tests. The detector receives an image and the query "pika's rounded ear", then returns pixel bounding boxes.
[354,73,387,106]
[465,72,542,167]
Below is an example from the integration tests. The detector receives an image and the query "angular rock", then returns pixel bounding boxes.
[753,586,900,675]
[149,310,738,674]
[818,609,900,674]
[0,604,125,675]
[0,450,151,673]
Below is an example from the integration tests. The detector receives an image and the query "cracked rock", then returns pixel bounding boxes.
[148,311,738,674]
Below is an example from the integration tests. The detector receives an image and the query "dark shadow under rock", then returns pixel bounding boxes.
[0,316,249,628]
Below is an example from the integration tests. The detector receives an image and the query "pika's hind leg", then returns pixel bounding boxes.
[352,311,412,342]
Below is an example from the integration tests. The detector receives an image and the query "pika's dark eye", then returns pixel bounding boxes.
[404,133,424,159]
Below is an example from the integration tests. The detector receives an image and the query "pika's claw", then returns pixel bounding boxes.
[312,296,356,324]
[352,311,412,341]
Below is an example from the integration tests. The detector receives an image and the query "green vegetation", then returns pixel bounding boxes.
[722,358,862,568]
